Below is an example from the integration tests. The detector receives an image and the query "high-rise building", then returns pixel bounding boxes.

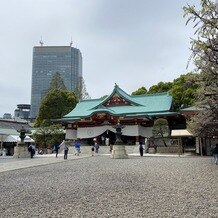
[30,45,82,118]
[3,113,12,119]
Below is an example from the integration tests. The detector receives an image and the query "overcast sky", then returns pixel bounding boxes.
[0,0,200,117]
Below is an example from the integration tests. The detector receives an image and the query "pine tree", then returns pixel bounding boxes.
[74,76,91,100]
[49,72,67,90]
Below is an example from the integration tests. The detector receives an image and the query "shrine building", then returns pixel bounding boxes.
[60,84,186,145]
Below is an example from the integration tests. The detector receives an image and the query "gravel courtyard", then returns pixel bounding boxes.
[0,156,217,218]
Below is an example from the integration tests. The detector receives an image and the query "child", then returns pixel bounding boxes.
[91,146,95,156]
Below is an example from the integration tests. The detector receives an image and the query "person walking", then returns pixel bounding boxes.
[28,144,35,158]
[74,139,81,156]
[64,143,69,160]
[91,146,95,156]
[101,135,105,145]
[109,143,113,152]
[94,142,100,153]
[139,141,144,157]
[212,144,218,165]
[54,143,60,158]
[105,137,110,146]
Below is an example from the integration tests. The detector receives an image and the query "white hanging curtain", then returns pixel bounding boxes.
[65,129,77,140]
[138,126,153,137]
[122,125,138,136]
[76,125,153,139]
[77,125,115,138]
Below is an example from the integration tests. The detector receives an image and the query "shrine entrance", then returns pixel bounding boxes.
[85,130,136,146]
[86,130,116,146]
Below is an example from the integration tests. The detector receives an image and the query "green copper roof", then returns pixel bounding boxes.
[0,128,20,135]
[63,84,173,119]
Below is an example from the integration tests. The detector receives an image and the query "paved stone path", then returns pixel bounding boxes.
[0,145,182,172]
[0,150,217,218]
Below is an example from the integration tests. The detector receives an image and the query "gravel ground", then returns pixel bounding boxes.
[0,156,217,218]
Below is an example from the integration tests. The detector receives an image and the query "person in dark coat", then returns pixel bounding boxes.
[94,142,99,153]
[212,144,218,165]
[64,143,69,160]
[139,141,144,157]
[54,144,60,158]
[28,144,35,158]
[91,146,95,156]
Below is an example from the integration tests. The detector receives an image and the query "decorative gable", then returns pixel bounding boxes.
[103,94,132,107]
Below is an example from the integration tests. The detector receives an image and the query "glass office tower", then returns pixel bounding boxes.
[30,46,82,118]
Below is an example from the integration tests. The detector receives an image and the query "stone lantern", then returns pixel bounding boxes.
[13,125,31,158]
[110,121,128,159]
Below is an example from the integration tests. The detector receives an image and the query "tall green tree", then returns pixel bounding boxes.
[35,89,78,127]
[169,73,199,110]
[131,86,147,95]
[148,82,172,94]
[49,72,66,90]
[184,0,218,137]
[33,124,65,149]
[131,74,198,111]
[74,76,91,100]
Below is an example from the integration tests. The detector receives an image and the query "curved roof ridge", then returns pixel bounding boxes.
[96,104,107,108]
[90,84,142,109]
[80,98,102,102]
[132,92,169,97]
[115,84,130,96]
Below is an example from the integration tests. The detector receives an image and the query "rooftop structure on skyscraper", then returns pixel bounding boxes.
[14,104,31,120]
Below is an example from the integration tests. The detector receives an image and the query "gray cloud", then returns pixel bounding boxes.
[0,0,199,117]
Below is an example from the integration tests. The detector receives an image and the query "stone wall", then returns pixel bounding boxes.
[157,146,182,153]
